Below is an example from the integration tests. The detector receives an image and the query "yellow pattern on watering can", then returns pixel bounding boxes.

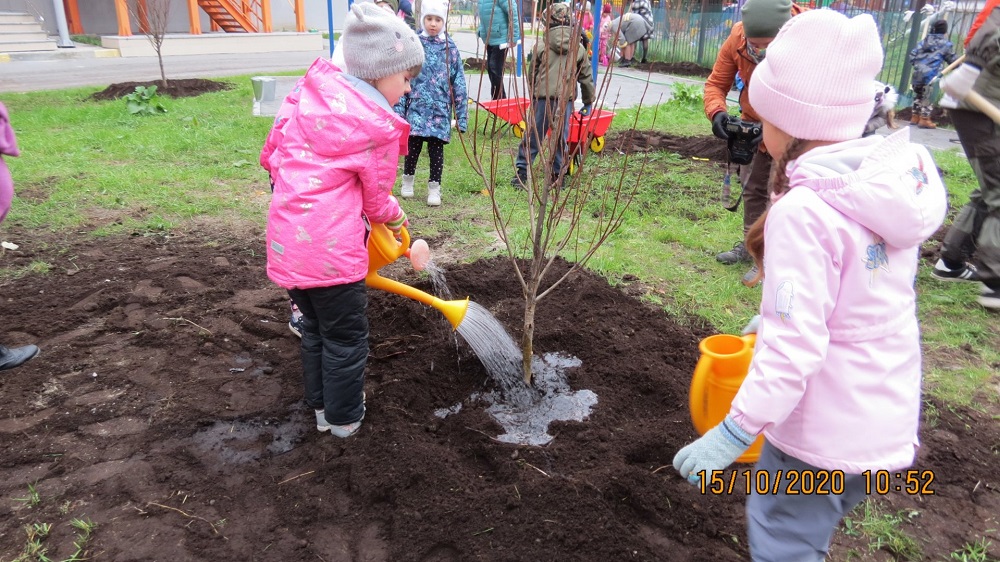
[689,333,764,463]
[365,223,470,330]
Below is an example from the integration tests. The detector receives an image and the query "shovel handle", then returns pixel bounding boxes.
[966,90,1000,125]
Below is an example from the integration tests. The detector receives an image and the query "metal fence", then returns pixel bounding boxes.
[641,0,979,101]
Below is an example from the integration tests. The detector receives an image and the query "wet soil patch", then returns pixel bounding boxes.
[89,78,232,101]
[0,226,997,560]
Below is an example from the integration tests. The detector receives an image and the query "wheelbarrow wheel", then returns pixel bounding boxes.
[569,153,581,175]
[590,136,606,153]
[512,120,526,138]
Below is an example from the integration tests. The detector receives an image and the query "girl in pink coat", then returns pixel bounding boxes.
[261,3,424,438]
[673,11,947,560]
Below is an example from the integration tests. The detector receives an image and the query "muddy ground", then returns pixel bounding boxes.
[0,222,998,561]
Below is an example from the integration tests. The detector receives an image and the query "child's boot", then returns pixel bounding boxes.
[427,181,441,206]
[918,115,937,129]
[401,174,415,198]
[909,108,920,124]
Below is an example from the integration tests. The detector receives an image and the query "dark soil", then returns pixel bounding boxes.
[895,107,954,129]
[608,129,729,163]
[89,79,232,101]
[629,61,713,78]
[0,226,998,561]
[464,58,517,73]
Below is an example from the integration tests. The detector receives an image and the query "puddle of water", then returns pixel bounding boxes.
[436,352,598,446]
[190,408,308,464]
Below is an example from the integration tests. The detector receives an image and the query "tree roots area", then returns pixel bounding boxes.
[0,221,998,560]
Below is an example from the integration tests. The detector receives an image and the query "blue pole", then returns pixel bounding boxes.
[516,41,523,77]
[328,0,335,59]
[591,0,601,80]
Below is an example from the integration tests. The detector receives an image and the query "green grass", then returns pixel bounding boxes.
[841,500,923,561]
[1,73,998,416]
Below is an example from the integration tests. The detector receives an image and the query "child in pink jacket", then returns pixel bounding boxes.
[0,101,40,372]
[262,3,424,438]
[673,11,947,559]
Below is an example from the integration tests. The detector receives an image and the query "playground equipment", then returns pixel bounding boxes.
[366,223,469,330]
[688,333,764,463]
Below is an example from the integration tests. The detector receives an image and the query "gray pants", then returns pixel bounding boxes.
[738,152,773,235]
[940,108,1000,289]
[746,442,868,562]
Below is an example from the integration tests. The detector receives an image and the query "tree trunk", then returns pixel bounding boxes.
[522,296,536,384]
[157,51,167,89]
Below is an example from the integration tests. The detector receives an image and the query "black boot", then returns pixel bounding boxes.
[0,344,40,372]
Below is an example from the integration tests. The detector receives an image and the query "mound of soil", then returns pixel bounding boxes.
[0,226,997,560]
[464,58,517,72]
[895,106,954,129]
[629,61,713,78]
[89,79,231,101]
[608,129,729,163]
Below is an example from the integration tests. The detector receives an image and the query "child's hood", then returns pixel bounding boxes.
[784,128,947,249]
[544,25,577,55]
[294,57,408,153]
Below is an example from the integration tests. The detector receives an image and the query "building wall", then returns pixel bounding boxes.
[0,0,349,35]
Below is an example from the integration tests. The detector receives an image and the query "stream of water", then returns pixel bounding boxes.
[423,261,598,445]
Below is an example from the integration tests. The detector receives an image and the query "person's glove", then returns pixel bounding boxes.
[939,92,959,109]
[386,211,408,237]
[920,3,936,15]
[673,416,755,486]
[711,112,730,140]
[741,314,761,335]
[941,64,982,102]
[580,104,592,116]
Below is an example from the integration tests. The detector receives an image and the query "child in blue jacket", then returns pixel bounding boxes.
[396,0,469,206]
[908,19,957,128]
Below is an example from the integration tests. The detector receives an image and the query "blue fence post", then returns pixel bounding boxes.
[592,0,602,80]
[899,0,927,96]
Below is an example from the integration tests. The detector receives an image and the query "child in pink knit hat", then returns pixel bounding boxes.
[673,10,948,558]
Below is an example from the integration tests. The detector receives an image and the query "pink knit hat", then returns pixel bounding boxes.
[748,10,884,142]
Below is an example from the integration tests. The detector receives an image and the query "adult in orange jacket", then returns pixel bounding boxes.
[703,0,803,286]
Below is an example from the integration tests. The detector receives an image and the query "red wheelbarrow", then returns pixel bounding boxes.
[567,109,616,173]
[472,97,531,138]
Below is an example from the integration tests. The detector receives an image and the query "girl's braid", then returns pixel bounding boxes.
[744,138,809,285]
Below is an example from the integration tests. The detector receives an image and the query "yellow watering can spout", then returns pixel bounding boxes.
[365,223,470,330]
[688,332,765,463]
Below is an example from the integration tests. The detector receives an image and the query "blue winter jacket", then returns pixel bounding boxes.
[478,0,521,46]
[909,33,957,87]
[395,32,469,142]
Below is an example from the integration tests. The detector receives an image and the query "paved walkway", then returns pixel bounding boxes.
[0,32,963,153]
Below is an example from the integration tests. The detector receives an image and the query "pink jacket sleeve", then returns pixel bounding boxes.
[259,77,306,173]
[729,193,838,435]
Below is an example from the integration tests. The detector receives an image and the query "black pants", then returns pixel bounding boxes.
[486,45,507,100]
[941,108,1000,289]
[288,281,368,425]
[404,135,445,183]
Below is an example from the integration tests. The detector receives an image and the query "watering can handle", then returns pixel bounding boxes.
[688,333,756,436]
[397,224,411,251]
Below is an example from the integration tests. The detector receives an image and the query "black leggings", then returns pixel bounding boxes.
[404,136,445,183]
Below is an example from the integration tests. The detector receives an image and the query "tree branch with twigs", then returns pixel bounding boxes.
[127,0,172,88]
[458,0,652,384]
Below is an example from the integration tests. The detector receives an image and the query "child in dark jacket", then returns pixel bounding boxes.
[395,0,468,207]
[908,19,957,128]
[512,2,595,189]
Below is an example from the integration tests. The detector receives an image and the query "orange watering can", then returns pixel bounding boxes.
[689,333,764,463]
[365,223,469,330]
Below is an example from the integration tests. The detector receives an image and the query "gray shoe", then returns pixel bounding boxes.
[717,241,752,265]
[742,264,760,288]
[0,344,39,371]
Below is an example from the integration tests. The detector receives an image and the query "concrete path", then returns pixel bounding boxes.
[0,32,964,153]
